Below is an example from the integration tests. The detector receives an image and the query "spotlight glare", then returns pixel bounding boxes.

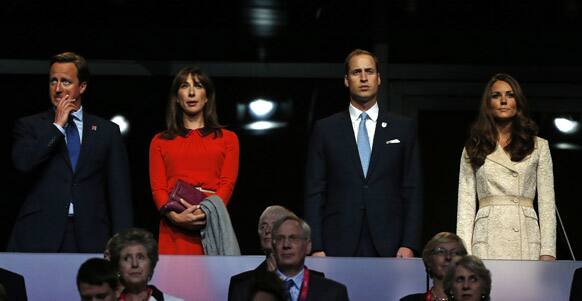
[111,115,130,135]
[249,99,275,118]
[243,121,286,131]
[554,118,579,134]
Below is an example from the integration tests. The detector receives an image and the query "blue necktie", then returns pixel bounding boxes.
[284,279,294,301]
[66,118,80,170]
[357,112,371,176]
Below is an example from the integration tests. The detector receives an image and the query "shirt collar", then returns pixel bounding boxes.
[349,102,378,122]
[276,267,305,288]
[71,106,84,121]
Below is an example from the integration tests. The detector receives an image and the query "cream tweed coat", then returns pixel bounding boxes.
[457,137,556,260]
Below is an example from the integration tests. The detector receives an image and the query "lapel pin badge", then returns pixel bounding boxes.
[91,125,97,131]
[381,122,387,128]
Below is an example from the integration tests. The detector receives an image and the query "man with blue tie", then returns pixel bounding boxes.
[272,216,348,301]
[9,52,133,252]
[304,49,423,258]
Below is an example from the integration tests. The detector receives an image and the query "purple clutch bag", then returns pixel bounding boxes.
[161,179,206,214]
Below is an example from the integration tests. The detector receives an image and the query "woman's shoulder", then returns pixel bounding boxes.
[534,136,549,148]
[220,128,239,140]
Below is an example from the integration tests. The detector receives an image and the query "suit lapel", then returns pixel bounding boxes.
[43,110,74,170]
[341,111,366,180]
[76,113,97,173]
[367,111,393,178]
[486,144,518,173]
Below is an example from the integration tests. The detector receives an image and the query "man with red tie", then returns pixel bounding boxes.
[271,216,349,301]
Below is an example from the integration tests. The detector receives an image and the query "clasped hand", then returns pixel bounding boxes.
[166,198,206,230]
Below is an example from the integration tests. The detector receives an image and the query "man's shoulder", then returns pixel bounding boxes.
[17,110,51,123]
[310,272,346,290]
[381,111,414,124]
[230,269,258,282]
[84,113,122,131]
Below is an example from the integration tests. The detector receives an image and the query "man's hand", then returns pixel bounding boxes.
[266,252,277,272]
[396,247,414,258]
[54,95,80,127]
[311,251,326,257]
[165,198,206,230]
[540,255,556,261]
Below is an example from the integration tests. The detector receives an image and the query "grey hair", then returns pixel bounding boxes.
[258,205,297,234]
[271,215,311,240]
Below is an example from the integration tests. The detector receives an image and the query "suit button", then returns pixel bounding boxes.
[513,198,518,203]
[512,172,518,177]
[513,227,519,232]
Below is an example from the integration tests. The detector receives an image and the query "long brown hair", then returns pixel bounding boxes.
[160,66,223,139]
[465,73,538,167]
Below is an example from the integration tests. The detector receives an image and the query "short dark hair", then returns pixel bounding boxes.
[76,258,119,291]
[50,52,90,83]
[109,228,159,279]
[344,49,380,75]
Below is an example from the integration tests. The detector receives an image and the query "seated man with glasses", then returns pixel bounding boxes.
[271,215,349,301]
[401,232,468,301]
[229,206,326,301]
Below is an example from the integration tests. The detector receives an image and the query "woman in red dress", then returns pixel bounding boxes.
[149,66,239,254]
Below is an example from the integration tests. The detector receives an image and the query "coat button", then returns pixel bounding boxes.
[513,198,519,203]
[513,227,519,232]
[512,172,518,177]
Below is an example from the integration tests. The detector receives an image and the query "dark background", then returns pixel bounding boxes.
[1,0,582,259]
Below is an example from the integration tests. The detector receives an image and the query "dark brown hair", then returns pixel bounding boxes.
[465,73,538,167]
[344,49,380,75]
[50,52,90,83]
[160,66,223,139]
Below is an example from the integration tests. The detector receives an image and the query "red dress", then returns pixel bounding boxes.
[149,129,239,254]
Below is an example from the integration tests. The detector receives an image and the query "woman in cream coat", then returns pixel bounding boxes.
[457,73,556,261]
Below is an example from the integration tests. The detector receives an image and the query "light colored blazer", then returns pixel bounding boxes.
[457,137,556,260]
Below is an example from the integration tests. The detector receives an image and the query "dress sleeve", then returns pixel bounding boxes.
[537,138,557,257]
[149,135,169,210]
[215,131,239,204]
[457,147,477,253]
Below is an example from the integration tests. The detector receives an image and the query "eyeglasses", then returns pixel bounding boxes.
[431,247,466,258]
[272,235,307,245]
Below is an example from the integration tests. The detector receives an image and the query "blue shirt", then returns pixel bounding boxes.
[276,268,304,301]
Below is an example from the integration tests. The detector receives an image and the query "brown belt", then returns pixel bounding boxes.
[479,196,533,208]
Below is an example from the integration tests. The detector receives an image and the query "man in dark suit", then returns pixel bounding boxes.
[228,205,298,301]
[9,52,133,252]
[270,216,349,301]
[304,49,422,258]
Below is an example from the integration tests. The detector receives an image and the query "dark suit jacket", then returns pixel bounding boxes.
[305,109,423,256]
[0,267,27,301]
[306,273,349,301]
[400,293,425,301]
[228,262,326,301]
[8,109,133,252]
